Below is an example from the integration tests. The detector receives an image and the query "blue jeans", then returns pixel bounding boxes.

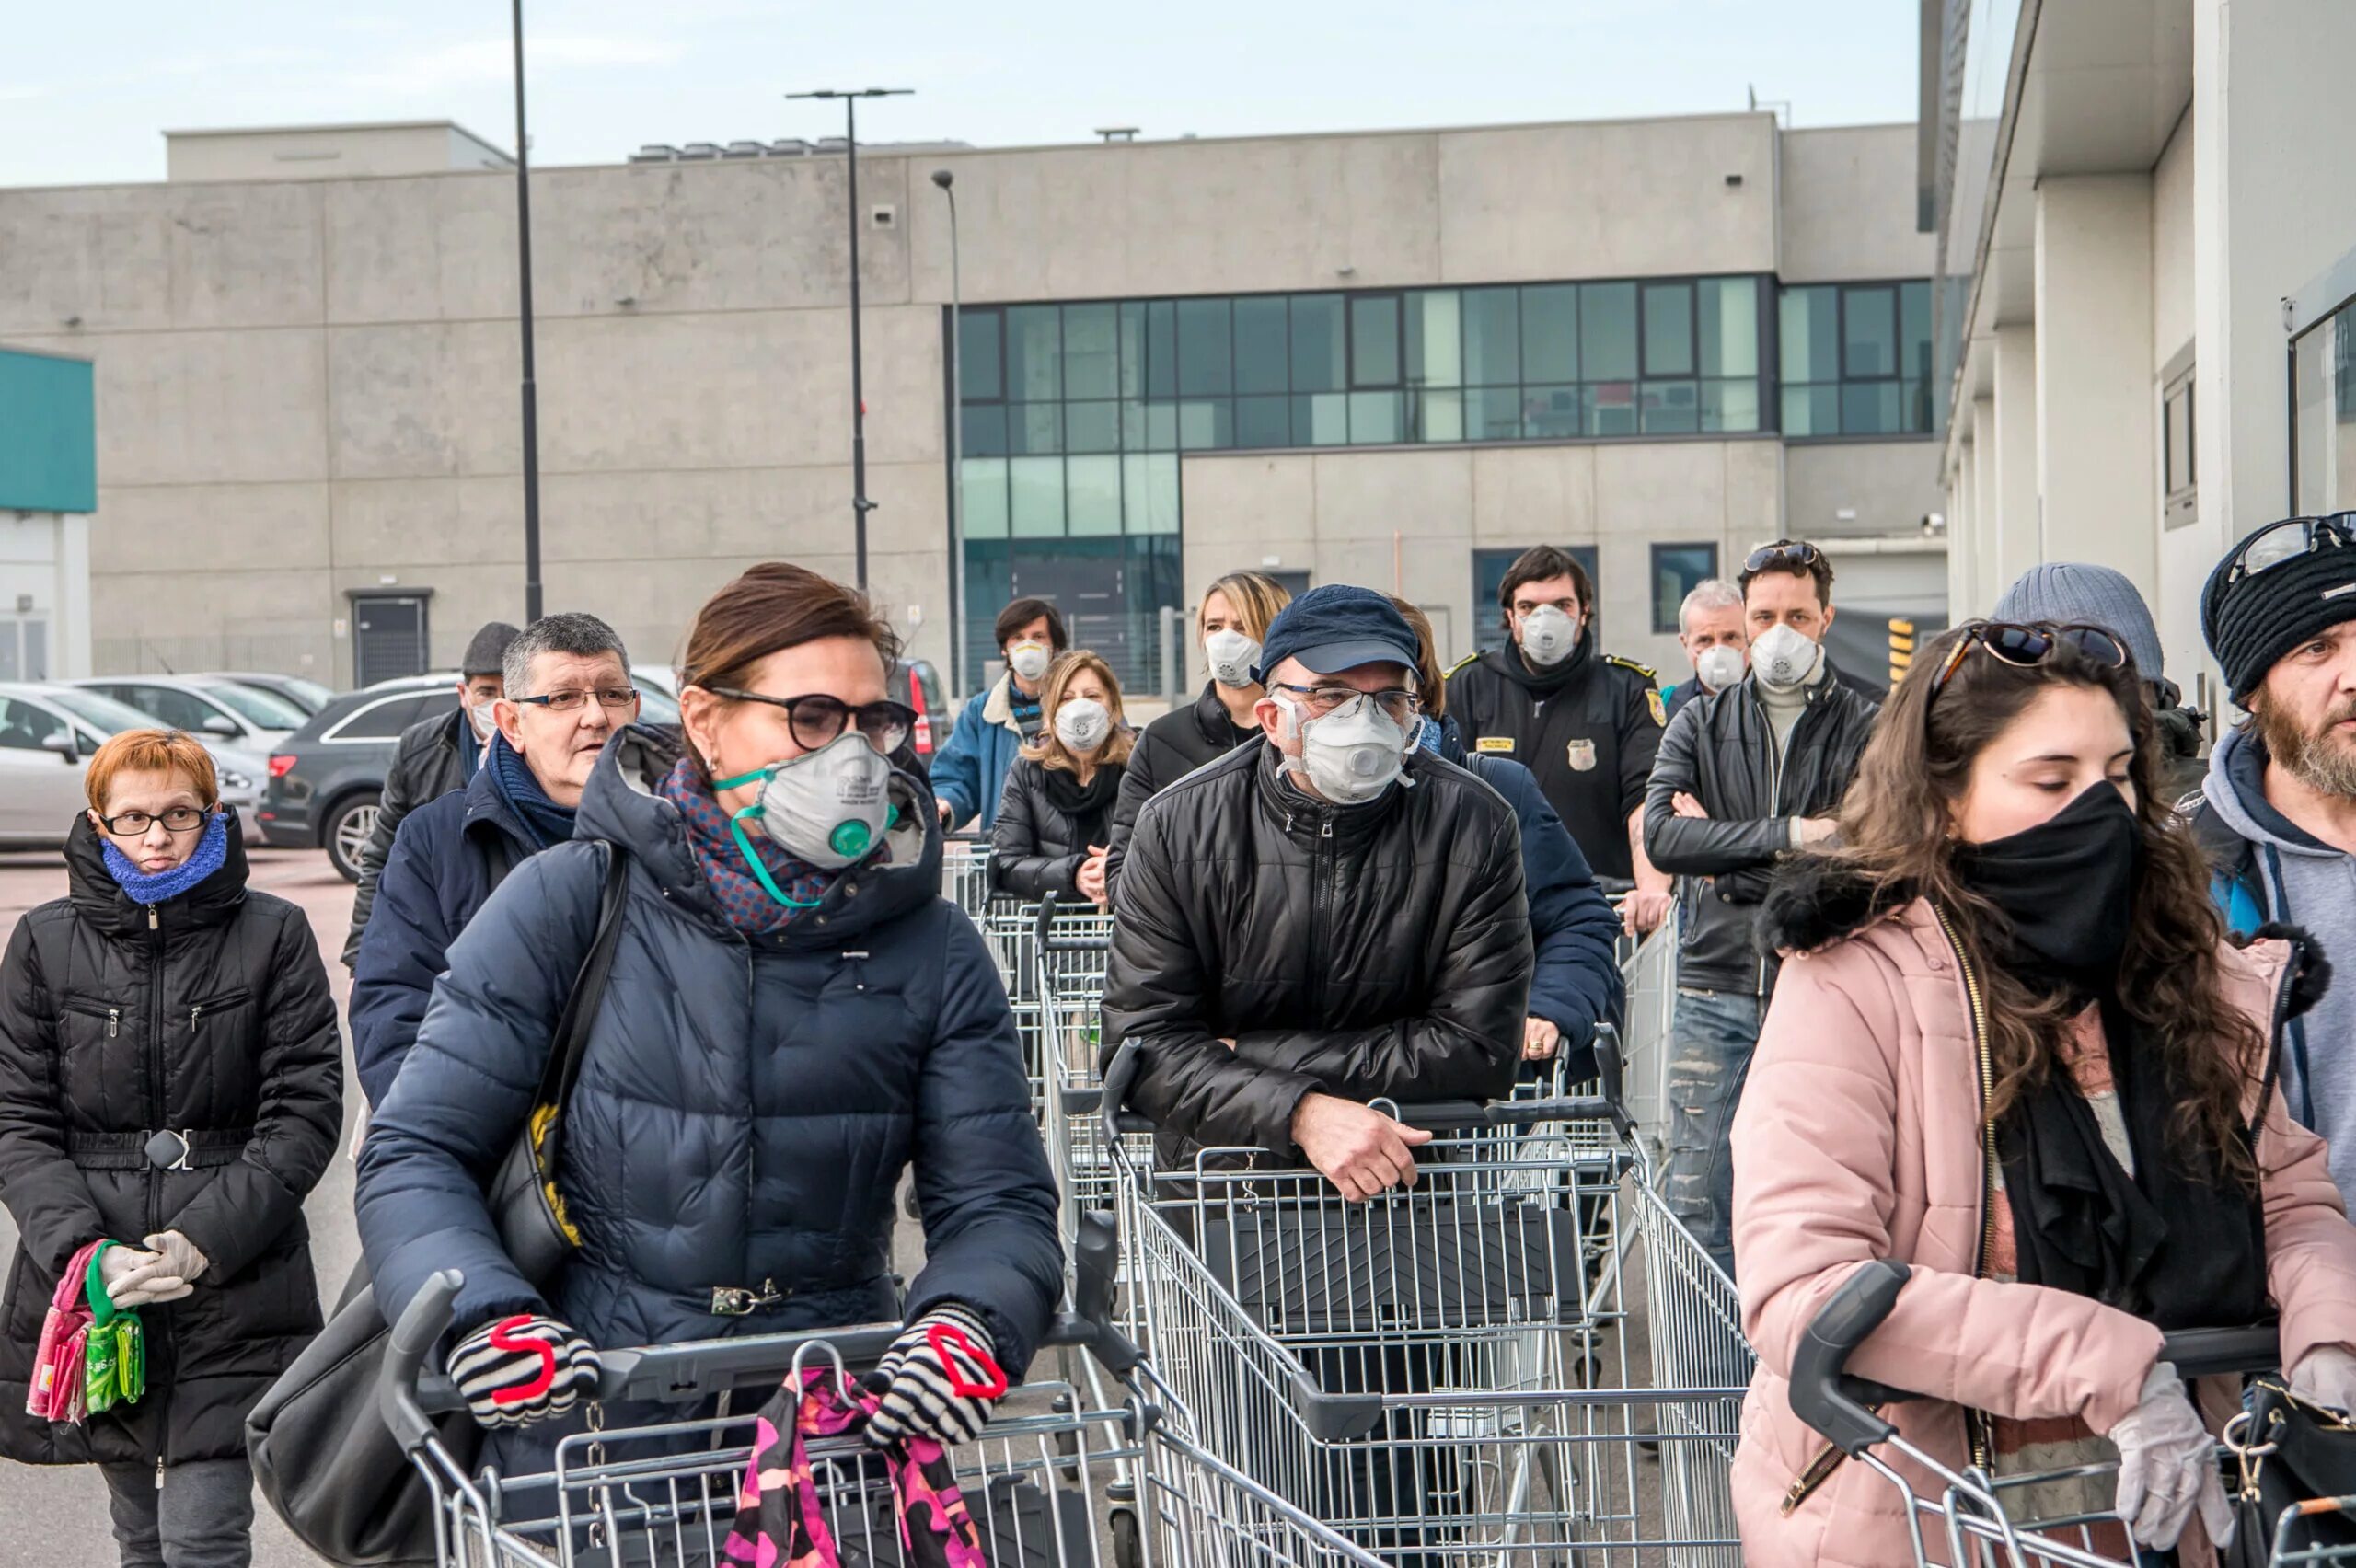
[1664,986,1763,1279]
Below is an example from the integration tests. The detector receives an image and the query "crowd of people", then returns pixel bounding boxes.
[7,513,2356,1563]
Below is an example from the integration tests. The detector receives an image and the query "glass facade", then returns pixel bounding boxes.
[1778,281,1935,437]
[2293,295,2356,514]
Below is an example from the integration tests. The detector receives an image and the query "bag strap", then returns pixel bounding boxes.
[84,1241,118,1329]
[531,841,631,1120]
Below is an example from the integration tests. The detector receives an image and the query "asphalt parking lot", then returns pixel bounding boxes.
[0,846,360,1567]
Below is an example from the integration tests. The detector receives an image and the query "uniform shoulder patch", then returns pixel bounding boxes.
[1605,654,1657,681]
[1646,690,1667,727]
[1444,652,1483,677]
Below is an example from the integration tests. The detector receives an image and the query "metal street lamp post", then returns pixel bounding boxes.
[512,0,543,622]
[788,87,913,591]
[930,168,963,692]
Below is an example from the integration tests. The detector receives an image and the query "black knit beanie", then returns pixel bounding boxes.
[2202,530,2356,702]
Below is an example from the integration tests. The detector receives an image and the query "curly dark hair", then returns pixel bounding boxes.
[1831,622,2262,1183]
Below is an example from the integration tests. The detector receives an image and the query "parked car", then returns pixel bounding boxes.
[69,673,307,752]
[202,670,337,717]
[262,674,680,882]
[895,658,947,762]
[0,682,267,849]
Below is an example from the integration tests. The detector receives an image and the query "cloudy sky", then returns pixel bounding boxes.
[3,0,1919,187]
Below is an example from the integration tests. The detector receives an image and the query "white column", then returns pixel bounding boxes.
[2034,174,2157,596]
[56,512,93,678]
[1971,395,2000,615]
[1992,326,2040,594]
[1949,434,1978,622]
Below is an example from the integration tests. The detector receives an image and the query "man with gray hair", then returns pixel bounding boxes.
[350,612,640,1105]
[1667,579,1748,722]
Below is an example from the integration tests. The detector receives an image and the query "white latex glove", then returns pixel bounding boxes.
[106,1231,206,1308]
[2290,1345,2356,1414]
[96,1242,184,1309]
[2108,1362,2233,1551]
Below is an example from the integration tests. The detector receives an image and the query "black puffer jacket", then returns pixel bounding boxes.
[1102,743,1531,1158]
[0,815,342,1466]
[1641,667,1878,993]
[991,757,1125,901]
[1103,684,1261,895]
[342,705,468,967]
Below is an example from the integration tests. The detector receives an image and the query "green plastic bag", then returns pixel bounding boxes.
[82,1243,145,1414]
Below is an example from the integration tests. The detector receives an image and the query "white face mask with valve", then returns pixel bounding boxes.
[1694,644,1748,693]
[1749,623,1823,693]
[1518,605,1581,667]
[712,732,897,902]
[1275,692,1410,806]
[1204,628,1264,689]
[1053,698,1112,753]
[1008,641,1052,683]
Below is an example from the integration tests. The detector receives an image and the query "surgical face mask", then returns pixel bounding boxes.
[1276,692,1409,806]
[1517,605,1580,667]
[468,699,500,742]
[1053,698,1112,753]
[711,732,897,902]
[1204,628,1263,689]
[1008,641,1052,683]
[1694,644,1747,693]
[1750,623,1822,692]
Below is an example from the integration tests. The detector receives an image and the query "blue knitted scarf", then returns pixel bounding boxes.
[486,732,578,850]
[101,812,229,905]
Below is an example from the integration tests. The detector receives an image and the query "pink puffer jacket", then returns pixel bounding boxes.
[1729,891,2356,1568]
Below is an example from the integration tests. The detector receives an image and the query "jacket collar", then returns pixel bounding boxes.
[64,811,250,937]
[1481,635,1594,697]
[981,673,1036,732]
[458,753,548,857]
[1250,739,1412,843]
[575,721,945,948]
[1192,681,1253,746]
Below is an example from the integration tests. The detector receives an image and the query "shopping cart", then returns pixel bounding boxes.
[381,1217,1385,1568]
[1034,895,1133,1228]
[1789,1257,2309,1566]
[942,834,995,923]
[1104,1038,1753,1565]
[1611,916,1679,1164]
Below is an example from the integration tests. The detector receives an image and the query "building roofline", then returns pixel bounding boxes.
[0,343,94,365]
[162,119,503,143]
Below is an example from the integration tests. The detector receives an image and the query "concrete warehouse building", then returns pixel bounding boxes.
[1930,0,2356,717]
[0,110,1943,696]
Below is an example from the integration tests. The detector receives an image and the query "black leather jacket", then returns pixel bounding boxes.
[1102,743,1530,1159]
[1641,669,1878,994]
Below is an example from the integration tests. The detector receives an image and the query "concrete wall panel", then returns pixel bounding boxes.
[0,184,323,335]
[329,321,519,479]
[1180,455,1318,548]
[92,481,333,571]
[92,565,335,677]
[1785,442,1942,539]
[15,327,330,487]
[1778,126,1936,282]
[2151,106,2195,369]
[324,175,517,324]
[1470,446,1600,542]
[1311,448,1472,540]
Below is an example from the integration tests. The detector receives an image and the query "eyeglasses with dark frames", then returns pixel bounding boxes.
[2219,513,2356,585]
[709,687,918,754]
[514,687,641,714]
[98,805,212,836]
[1928,620,2130,702]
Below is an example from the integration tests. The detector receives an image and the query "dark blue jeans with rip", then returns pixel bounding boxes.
[1663,985,1764,1282]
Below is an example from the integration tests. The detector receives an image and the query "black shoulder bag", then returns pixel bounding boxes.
[248,841,630,1567]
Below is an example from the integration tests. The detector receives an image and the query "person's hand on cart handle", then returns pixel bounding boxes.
[447,1314,601,1429]
[1522,1018,1561,1061]
[2108,1362,2234,1551]
[1622,886,1673,939]
[864,1304,1006,1448]
[1291,1093,1433,1203]
[2290,1343,2356,1412]
[936,798,954,826]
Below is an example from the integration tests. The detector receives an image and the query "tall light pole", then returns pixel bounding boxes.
[931,168,964,692]
[512,0,543,622]
[788,87,912,591]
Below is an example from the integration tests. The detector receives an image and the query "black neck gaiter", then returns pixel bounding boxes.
[1950,782,2143,1000]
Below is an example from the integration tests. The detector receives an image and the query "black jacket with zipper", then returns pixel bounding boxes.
[991,756,1126,901]
[1103,683,1261,897]
[0,813,343,1466]
[1642,667,1878,995]
[1101,742,1530,1160]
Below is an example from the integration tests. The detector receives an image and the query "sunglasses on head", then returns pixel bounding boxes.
[2220,513,2356,585]
[1928,620,2130,700]
[1743,540,1823,576]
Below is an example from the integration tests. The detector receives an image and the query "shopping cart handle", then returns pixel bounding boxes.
[379,1267,463,1454]
[2157,1323,2281,1378]
[1787,1258,1913,1457]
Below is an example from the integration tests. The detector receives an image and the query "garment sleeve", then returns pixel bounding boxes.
[343,748,421,968]
[903,908,1064,1378]
[1733,943,2164,1436]
[0,921,103,1274]
[354,845,605,1334]
[1643,701,1796,874]
[1101,736,1161,900]
[2253,1053,2356,1372]
[1507,766,1624,1053]
[348,810,456,1108]
[1222,805,1530,1132]
[168,906,343,1280]
[930,698,987,831]
[990,765,1082,900]
[1616,669,1665,821]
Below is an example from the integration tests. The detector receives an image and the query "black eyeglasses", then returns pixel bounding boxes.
[1743,540,1823,576]
[710,688,917,754]
[99,806,212,836]
[1929,621,2129,699]
[2220,513,2356,584]
[514,687,641,714]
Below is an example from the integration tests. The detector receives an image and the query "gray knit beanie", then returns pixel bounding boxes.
[1992,562,2165,681]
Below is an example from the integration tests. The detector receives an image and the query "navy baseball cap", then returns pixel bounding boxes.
[1252,585,1422,685]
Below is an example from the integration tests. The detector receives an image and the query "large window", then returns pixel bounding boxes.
[1649,543,1720,635]
[2293,295,2356,515]
[1779,281,1934,437]
[1472,546,1602,655]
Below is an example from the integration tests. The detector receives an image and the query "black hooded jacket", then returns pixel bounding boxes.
[0,814,343,1466]
[1101,742,1531,1159]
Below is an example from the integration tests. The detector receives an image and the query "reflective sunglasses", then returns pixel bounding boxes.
[710,687,918,754]
[1743,539,1823,576]
[2219,513,2356,585]
[1928,620,2130,700]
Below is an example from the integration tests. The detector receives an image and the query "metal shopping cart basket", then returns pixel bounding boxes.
[381,1217,1386,1568]
[1034,896,1138,1228]
[1788,1257,2316,1567]
[943,835,996,924]
[1103,1039,1753,1565]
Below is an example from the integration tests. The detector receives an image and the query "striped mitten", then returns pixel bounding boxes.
[447,1314,601,1428]
[862,1304,1007,1448]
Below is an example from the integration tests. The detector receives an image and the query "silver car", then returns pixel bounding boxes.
[0,683,267,849]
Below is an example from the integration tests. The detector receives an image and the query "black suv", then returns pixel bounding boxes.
[259,677,455,881]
